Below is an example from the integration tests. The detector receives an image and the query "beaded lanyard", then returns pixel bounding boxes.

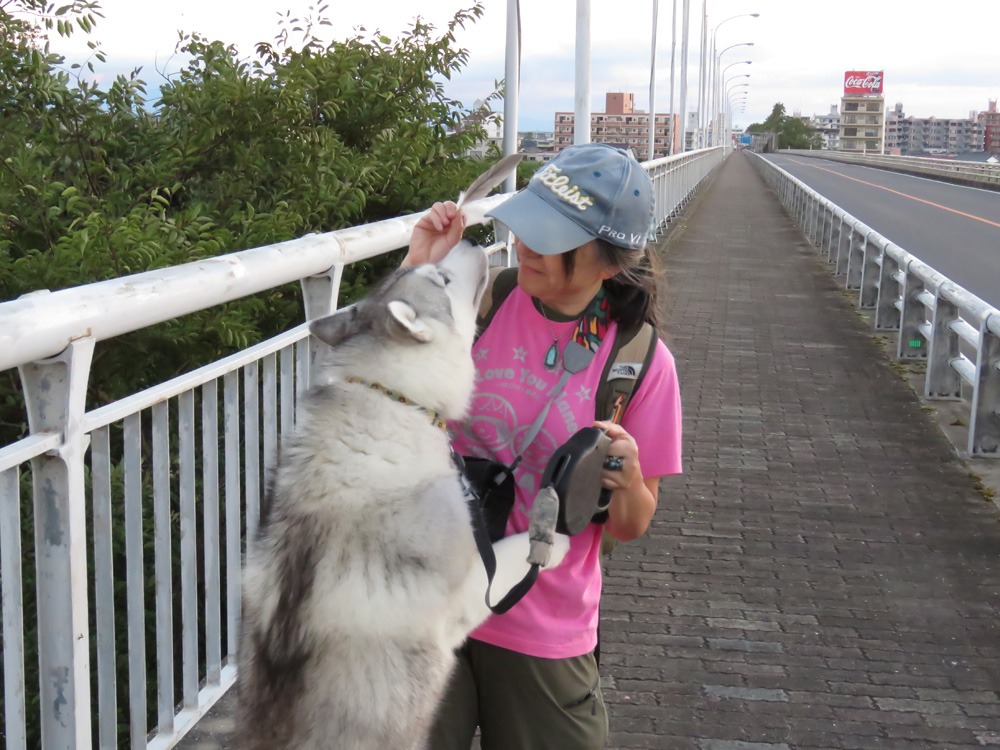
[515,287,610,456]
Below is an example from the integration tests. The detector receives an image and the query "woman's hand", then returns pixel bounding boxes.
[403,201,466,267]
[595,421,641,491]
[595,420,659,541]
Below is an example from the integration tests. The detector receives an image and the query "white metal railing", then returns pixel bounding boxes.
[749,151,1000,458]
[0,147,724,750]
[779,148,1000,190]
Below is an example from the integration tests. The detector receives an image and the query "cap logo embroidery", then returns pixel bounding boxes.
[598,225,644,245]
[535,165,594,211]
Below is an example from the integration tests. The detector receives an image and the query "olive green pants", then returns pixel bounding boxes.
[428,638,608,750]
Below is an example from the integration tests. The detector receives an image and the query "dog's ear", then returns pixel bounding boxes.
[387,300,434,342]
[309,306,360,347]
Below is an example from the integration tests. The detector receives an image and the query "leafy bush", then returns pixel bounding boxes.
[1,0,500,439]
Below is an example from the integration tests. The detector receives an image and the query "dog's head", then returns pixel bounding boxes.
[310,241,489,419]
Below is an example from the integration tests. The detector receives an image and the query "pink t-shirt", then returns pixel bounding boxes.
[450,284,683,659]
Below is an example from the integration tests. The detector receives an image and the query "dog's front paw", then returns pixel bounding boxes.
[528,486,560,567]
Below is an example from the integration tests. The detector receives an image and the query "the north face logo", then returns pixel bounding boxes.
[608,363,641,380]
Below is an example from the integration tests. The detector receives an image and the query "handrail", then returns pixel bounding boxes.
[779,149,1000,190]
[748,150,1000,458]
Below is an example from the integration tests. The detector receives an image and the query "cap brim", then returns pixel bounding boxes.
[486,189,596,255]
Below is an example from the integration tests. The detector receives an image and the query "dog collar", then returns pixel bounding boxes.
[345,376,448,432]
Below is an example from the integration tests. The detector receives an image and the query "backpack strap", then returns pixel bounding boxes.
[595,322,657,557]
[477,266,519,332]
[596,321,659,423]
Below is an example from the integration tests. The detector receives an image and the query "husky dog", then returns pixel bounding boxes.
[235,241,570,750]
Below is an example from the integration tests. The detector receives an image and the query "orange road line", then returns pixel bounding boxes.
[794,161,1000,230]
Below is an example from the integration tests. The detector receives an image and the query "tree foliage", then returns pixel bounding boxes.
[1,0,499,439]
[746,102,824,151]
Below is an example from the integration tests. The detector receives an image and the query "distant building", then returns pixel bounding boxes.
[518,131,557,163]
[553,92,681,160]
[810,105,840,150]
[458,99,503,159]
[886,103,985,156]
[839,71,886,153]
[978,100,1000,156]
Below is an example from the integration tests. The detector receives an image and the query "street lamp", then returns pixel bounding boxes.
[711,42,752,144]
[704,12,758,147]
[714,57,751,144]
[727,94,748,147]
[725,76,750,98]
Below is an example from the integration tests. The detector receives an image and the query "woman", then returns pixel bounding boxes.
[405,143,683,750]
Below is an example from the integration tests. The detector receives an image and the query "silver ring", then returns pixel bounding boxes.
[603,456,624,471]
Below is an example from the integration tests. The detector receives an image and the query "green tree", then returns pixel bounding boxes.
[746,102,823,151]
[1,0,499,431]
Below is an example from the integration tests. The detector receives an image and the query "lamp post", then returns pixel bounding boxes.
[706,12,758,147]
[696,1,708,149]
[668,0,678,154]
[648,0,659,161]
[727,91,748,148]
[711,42,753,145]
[725,76,750,100]
[713,54,751,145]
[679,0,692,150]
[725,80,750,125]
[503,0,519,192]
[575,0,592,145]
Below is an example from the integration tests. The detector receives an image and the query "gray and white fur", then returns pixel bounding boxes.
[235,241,569,750]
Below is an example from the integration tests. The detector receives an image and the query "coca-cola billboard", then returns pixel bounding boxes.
[844,70,884,95]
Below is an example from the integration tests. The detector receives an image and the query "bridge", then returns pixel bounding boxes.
[2,149,1000,750]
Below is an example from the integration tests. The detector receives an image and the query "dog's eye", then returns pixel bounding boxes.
[439,271,452,286]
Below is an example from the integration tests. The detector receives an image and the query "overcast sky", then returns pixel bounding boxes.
[51,0,1000,132]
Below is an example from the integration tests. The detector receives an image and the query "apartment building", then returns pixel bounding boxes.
[886,103,985,156]
[837,71,885,152]
[811,105,841,150]
[978,99,1000,155]
[553,92,680,160]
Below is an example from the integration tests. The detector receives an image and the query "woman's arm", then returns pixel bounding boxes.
[403,201,466,267]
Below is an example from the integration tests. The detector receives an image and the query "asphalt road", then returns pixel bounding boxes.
[762,153,1000,309]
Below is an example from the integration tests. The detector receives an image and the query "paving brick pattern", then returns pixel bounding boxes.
[174,152,1000,749]
[598,152,1000,749]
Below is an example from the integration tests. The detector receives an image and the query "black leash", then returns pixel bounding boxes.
[454,453,539,615]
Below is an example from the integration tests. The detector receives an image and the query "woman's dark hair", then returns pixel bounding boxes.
[560,238,663,331]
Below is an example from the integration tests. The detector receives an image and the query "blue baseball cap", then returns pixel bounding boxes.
[486,143,654,255]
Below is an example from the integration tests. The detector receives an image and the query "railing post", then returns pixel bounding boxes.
[925,289,961,399]
[17,338,96,749]
[302,264,345,386]
[835,226,853,276]
[825,213,841,263]
[897,265,928,360]
[875,250,901,332]
[859,237,881,308]
[969,312,1000,456]
[845,230,866,290]
[820,207,834,258]
[810,199,822,245]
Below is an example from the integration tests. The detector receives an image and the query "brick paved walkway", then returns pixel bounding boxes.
[598,151,1000,749]
[176,152,1000,749]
